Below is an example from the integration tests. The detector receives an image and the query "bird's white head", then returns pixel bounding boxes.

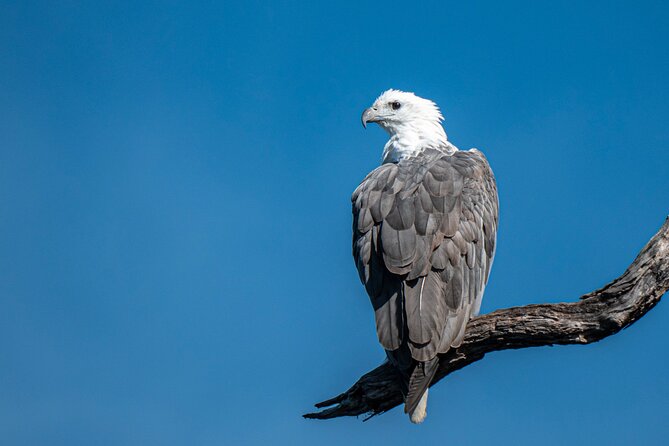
[362,89,453,163]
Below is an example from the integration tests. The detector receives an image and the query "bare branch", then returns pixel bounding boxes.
[304,217,669,420]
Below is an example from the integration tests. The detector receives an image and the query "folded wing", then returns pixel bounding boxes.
[352,149,499,361]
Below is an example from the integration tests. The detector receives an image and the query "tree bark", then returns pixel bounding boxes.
[304,217,669,420]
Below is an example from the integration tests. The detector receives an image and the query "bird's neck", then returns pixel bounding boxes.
[381,120,453,164]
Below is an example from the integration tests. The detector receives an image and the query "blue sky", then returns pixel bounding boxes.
[1,1,668,445]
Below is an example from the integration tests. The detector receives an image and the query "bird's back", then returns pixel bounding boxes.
[352,147,498,365]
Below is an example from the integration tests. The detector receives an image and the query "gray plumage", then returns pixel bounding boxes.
[355,89,499,423]
[352,148,499,417]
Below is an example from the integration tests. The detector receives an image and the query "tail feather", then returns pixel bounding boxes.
[409,389,430,424]
[404,356,439,423]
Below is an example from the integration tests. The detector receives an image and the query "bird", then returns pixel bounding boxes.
[353,90,499,423]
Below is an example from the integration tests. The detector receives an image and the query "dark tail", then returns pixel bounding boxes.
[404,356,439,418]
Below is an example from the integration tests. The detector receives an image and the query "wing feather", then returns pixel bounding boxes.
[352,148,498,364]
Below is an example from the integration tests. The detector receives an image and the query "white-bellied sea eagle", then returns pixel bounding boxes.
[353,90,499,423]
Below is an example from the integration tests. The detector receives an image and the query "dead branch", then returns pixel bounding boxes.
[304,217,669,420]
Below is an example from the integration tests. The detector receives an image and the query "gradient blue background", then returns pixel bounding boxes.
[1,1,668,445]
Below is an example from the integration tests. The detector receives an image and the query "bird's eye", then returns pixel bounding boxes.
[390,101,401,110]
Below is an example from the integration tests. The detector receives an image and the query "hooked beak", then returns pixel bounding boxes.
[361,107,378,129]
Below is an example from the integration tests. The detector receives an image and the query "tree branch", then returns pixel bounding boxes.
[304,217,669,420]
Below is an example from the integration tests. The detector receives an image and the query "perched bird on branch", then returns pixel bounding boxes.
[354,90,499,423]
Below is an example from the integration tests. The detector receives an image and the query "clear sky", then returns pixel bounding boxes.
[1,1,668,445]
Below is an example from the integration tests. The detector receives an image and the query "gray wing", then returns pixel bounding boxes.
[352,149,498,362]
